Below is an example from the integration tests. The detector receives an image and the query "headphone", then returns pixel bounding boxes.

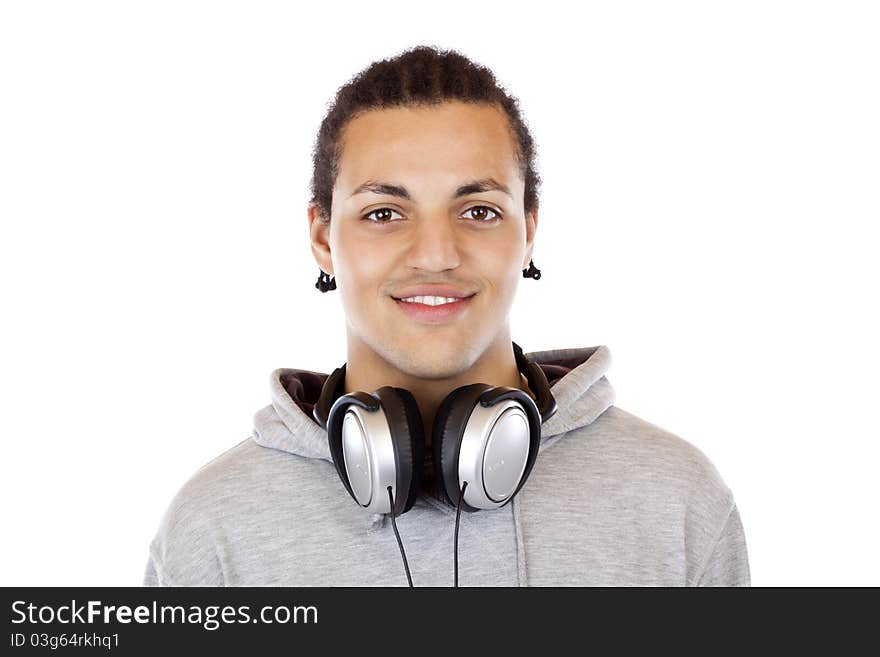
[312,341,558,517]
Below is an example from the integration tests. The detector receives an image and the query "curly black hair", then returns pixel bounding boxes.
[309,45,541,222]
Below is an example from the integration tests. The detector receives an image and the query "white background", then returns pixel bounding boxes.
[1,1,877,586]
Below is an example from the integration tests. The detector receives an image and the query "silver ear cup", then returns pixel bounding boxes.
[339,405,398,514]
[457,399,532,510]
[341,411,373,507]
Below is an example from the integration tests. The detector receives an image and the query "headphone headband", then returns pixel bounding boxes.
[511,341,558,423]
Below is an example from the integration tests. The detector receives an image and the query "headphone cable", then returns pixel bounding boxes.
[454,481,468,588]
[387,486,413,587]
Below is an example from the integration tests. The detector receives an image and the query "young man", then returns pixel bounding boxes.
[144,46,750,586]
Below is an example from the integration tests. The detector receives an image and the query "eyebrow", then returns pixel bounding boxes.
[348,177,513,200]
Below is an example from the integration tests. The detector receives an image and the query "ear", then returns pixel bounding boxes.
[523,205,539,269]
[308,203,333,274]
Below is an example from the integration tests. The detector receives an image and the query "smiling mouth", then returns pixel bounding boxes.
[391,294,476,322]
[392,293,476,305]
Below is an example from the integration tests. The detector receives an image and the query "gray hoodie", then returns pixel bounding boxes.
[143,345,750,586]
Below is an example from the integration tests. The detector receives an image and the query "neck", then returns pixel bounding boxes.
[342,332,533,450]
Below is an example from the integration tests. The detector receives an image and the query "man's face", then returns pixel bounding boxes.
[310,100,537,379]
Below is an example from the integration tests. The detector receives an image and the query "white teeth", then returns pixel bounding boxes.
[399,295,461,306]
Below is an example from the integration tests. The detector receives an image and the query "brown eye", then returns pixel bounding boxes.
[362,208,403,223]
[462,206,502,222]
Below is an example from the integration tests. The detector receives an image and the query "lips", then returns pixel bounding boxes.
[392,294,475,323]
[391,284,477,300]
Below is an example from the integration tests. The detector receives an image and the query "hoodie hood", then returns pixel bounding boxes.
[252,345,616,462]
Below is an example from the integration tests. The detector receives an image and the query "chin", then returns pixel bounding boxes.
[384,338,476,380]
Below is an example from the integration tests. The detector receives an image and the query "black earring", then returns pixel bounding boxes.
[522,259,541,280]
[315,268,337,292]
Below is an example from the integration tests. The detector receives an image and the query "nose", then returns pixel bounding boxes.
[404,213,462,273]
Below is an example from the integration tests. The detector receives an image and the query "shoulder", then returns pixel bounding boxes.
[533,405,749,585]
[586,405,734,500]
[541,404,738,542]
[161,437,272,517]
[146,437,286,585]
[590,406,742,566]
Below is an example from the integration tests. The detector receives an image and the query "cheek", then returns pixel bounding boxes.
[480,240,524,280]
[333,231,391,310]
[335,229,379,279]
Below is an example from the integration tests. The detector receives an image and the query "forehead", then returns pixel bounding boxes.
[335,101,521,194]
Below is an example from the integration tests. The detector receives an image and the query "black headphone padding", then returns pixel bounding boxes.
[375,387,424,516]
[431,383,491,509]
